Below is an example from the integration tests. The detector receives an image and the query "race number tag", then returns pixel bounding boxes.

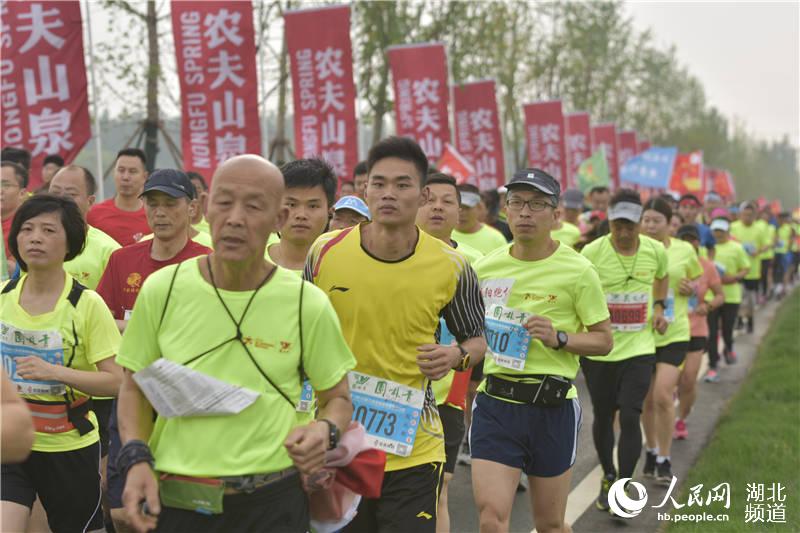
[485,304,532,371]
[664,288,676,323]
[480,278,515,306]
[348,372,424,457]
[607,293,648,332]
[1,323,65,395]
[295,380,314,413]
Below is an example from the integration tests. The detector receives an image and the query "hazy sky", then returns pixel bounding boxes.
[625,1,799,147]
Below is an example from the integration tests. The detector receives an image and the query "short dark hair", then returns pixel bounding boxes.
[426,172,459,204]
[280,158,338,207]
[610,188,642,207]
[1,161,29,189]
[481,189,501,216]
[353,161,368,178]
[643,197,673,221]
[8,194,86,272]
[367,136,428,187]
[590,186,610,195]
[115,148,147,168]
[186,171,207,192]
[43,154,65,167]
[1,147,31,170]
[55,164,96,196]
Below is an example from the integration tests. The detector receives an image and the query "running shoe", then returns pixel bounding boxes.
[656,459,673,484]
[643,450,657,478]
[674,419,688,440]
[704,369,719,382]
[595,473,615,511]
[724,349,738,365]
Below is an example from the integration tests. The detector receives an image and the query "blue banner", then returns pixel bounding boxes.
[620,147,678,188]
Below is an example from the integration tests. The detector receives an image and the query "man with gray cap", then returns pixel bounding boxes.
[580,188,669,514]
[453,183,508,255]
[551,188,585,248]
[471,169,612,532]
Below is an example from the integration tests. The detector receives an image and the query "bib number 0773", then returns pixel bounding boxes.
[353,405,397,436]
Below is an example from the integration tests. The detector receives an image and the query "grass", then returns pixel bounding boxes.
[667,290,800,532]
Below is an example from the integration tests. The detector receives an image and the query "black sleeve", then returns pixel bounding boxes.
[442,263,485,343]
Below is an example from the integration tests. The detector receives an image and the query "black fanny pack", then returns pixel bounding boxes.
[485,374,572,407]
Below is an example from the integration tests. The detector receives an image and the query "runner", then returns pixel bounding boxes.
[49,165,121,290]
[588,186,610,212]
[305,136,487,532]
[481,189,513,241]
[704,218,750,382]
[415,172,483,533]
[1,195,123,532]
[669,212,684,238]
[550,188,584,248]
[1,161,29,260]
[33,154,64,195]
[353,160,369,200]
[471,169,612,532]
[639,198,702,482]
[678,194,715,248]
[757,208,776,301]
[267,158,336,273]
[330,195,371,231]
[453,183,508,255]
[86,148,151,246]
[116,155,356,532]
[773,212,795,298]
[730,202,770,334]
[340,180,356,197]
[187,171,211,234]
[674,224,724,439]
[580,189,669,511]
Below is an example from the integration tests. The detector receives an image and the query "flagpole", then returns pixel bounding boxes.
[258,9,270,158]
[84,0,105,200]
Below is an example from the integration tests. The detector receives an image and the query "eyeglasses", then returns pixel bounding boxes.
[506,197,555,212]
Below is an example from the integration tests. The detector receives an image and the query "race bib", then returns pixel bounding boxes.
[295,380,314,413]
[480,278,515,306]
[485,304,532,371]
[664,288,675,323]
[348,372,425,457]
[607,293,648,332]
[1,323,65,395]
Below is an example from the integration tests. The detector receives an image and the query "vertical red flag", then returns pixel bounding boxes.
[452,80,505,190]
[1,1,91,190]
[637,137,651,154]
[171,1,261,183]
[617,130,638,169]
[523,101,568,190]
[669,151,704,196]
[285,5,358,179]
[565,112,591,189]
[591,123,620,190]
[388,43,451,163]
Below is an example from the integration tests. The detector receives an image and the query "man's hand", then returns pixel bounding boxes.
[15,356,61,382]
[524,315,558,348]
[416,344,461,380]
[678,278,695,296]
[695,301,711,317]
[121,462,160,533]
[653,308,669,334]
[284,421,328,475]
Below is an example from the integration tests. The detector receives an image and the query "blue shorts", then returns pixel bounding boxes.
[469,392,582,477]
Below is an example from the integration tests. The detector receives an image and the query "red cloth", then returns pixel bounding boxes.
[332,448,386,499]
[445,368,473,410]
[86,198,150,246]
[96,239,210,319]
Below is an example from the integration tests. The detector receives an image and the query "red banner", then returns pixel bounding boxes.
[523,100,568,190]
[565,112,591,188]
[171,1,261,182]
[706,167,735,200]
[1,1,91,190]
[591,123,620,190]
[617,130,638,168]
[670,151,704,196]
[388,43,451,163]
[452,80,505,190]
[285,5,358,179]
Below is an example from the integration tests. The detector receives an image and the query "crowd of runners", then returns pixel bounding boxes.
[0,139,797,533]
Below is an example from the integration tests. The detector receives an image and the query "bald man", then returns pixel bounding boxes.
[115,156,356,532]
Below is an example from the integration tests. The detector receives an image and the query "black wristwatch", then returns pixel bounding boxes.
[454,344,470,371]
[555,330,568,350]
[653,299,667,310]
[319,418,340,450]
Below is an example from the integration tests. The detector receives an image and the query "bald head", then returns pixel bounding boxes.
[49,165,96,215]
[211,155,284,196]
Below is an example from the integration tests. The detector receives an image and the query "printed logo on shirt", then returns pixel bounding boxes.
[124,272,143,294]
[279,341,292,353]
[133,232,144,243]
[522,292,559,304]
[241,336,275,350]
[329,285,350,293]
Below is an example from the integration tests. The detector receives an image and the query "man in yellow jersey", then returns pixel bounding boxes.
[774,212,796,297]
[580,189,669,513]
[267,158,337,273]
[757,208,776,302]
[589,185,610,212]
[116,155,355,532]
[415,172,482,533]
[471,169,612,532]
[550,188,584,248]
[453,183,508,255]
[49,165,120,290]
[305,137,487,532]
[730,202,770,334]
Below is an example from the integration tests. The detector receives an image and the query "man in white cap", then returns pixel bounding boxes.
[330,195,371,231]
[453,183,508,255]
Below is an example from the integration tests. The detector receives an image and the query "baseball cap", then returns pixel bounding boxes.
[710,207,729,219]
[141,169,195,199]
[608,201,643,222]
[679,194,701,207]
[333,195,370,220]
[710,218,730,232]
[459,191,481,208]
[505,168,560,202]
[562,188,585,210]
[676,224,700,240]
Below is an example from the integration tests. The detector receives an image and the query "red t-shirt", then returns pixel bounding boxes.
[689,256,722,338]
[87,198,150,246]
[96,239,211,320]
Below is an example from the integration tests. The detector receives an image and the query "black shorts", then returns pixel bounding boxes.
[688,336,707,352]
[438,404,465,474]
[106,401,124,509]
[1,442,104,532]
[743,279,760,291]
[92,398,114,457]
[470,358,484,383]
[342,462,444,533]
[581,354,655,413]
[656,341,690,367]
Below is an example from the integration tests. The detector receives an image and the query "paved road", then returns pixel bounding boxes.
[448,297,783,533]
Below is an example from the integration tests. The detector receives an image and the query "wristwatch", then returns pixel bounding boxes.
[555,331,568,350]
[653,299,667,310]
[319,418,340,450]
[454,344,470,371]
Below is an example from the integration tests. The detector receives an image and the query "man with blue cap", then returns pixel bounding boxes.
[330,195,370,231]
